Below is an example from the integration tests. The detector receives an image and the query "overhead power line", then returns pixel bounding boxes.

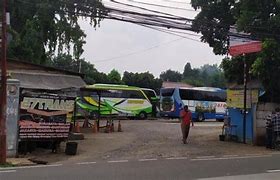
[127,0,198,12]
[17,0,280,41]
[139,25,201,42]
[93,38,183,63]
[161,0,190,5]
[108,0,191,19]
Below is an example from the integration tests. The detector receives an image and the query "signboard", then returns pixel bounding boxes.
[21,97,75,112]
[227,89,259,108]
[20,93,75,123]
[19,121,70,140]
[229,40,262,57]
[229,29,262,56]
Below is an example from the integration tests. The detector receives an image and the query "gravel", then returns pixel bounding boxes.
[23,119,274,163]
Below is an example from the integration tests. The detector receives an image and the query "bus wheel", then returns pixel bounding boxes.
[198,113,205,122]
[138,112,147,120]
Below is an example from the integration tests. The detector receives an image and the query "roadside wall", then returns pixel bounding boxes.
[254,102,280,145]
[6,79,20,157]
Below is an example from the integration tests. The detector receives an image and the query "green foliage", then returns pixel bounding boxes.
[122,71,163,93]
[220,57,244,84]
[182,62,226,88]
[51,53,109,84]
[0,162,15,167]
[183,62,192,77]
[251,39,280,102]
[160,69,182,82]
[6,0,106,64]
[220,55,257,85]
[107,69,122,84]
[191,0,237,55]
[191,0,280,102]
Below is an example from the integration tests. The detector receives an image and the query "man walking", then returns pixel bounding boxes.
[272,108,280,148]
[180,105,193,144]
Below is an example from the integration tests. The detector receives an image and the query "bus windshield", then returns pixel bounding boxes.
[161,88,175,96]
[142,89,157,101]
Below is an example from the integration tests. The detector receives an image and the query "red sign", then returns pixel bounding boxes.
[229,41,262,57]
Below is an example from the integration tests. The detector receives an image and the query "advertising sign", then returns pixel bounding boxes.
[21,96,75,112]
[19,121,70,140]
[227,89,259,108]
[20,93,75,122]
[18,92,73,142]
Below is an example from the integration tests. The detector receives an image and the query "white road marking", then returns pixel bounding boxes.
[77,162,97,165]
[91,137,115,139]
[139,158,157,162]
[269,152,280,155]
[108,160,129,163]
[0,164,62,170]
[162,123,179,125]
[191,155,272,161]
[0,170,16,173]
[196,156,215,159]
[244,153,263,156]
[166,157,188,160]
[267,169,280,173]
[222,155,238,157]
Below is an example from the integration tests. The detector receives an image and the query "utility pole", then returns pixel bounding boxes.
[78,59,82,73]
[243,54,247,144]
[0,0,8,164]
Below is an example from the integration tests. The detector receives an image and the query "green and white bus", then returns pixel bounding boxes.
[76,84,153,119]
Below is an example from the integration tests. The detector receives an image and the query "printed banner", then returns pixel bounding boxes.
[227,89,259,108]
[19,121,70,140]
[21,97,75,112]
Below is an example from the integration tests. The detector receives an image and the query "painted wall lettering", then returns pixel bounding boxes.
[21,97,74,112]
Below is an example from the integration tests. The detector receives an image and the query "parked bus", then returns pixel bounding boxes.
[160,87,227,121]
[76,84,152,119]
[141,88,160,117]
[141,88,158,102]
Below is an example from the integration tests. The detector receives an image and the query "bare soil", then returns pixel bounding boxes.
[23,119,274,164]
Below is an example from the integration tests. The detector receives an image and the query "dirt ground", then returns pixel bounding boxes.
[24,119,275,164]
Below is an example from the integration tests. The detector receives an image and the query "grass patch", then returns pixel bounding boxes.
[0,162,16,168]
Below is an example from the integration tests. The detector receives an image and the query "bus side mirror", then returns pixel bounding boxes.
[151,97,159,101]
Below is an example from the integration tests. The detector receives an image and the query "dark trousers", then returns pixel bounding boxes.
[181,123,190,143]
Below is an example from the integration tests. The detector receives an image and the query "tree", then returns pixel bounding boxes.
[7,0,106,64]
[107,69,122,84]
[191,0,280,101]
[160,69,182,82]
[200,64,219,75]
[183,62,192,78]
[52,53,78,72]
[122,71,162,93]
[251,39,280,102]
[52,53,109,84]
[191,0,236,55]
[182,62,226,88]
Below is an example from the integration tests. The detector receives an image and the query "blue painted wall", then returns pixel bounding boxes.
[228,107,254,144]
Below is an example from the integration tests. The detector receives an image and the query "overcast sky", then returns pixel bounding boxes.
[79,0,223,77]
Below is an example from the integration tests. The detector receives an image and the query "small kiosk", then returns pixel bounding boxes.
[225,82,261,144]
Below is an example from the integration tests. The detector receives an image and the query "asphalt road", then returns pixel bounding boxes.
[1,154,280,180]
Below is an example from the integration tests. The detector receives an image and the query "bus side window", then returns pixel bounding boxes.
[124,90,145,99]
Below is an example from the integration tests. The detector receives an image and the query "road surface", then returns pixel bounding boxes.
[1,153,280,180]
